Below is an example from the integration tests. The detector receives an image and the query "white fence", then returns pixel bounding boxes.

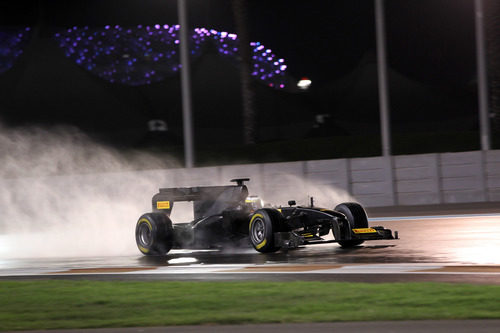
[128,149,500,208]
[2,150,499,210]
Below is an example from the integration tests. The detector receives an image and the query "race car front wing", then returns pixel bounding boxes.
[274,226,398,249]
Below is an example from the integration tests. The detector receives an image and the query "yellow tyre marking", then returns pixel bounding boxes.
[249,213,264,231]
[137,218,153,253]
[250,213,267,250]
[137,218,153,230]
[256,239,267,250]
[138,245,149,253]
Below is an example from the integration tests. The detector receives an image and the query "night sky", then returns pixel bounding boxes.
[0,0,478,86]
[0,0,491,156]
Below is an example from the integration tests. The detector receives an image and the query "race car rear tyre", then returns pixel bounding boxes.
[335,202,369,248]
[135,213,174,255]
[249,209,282,253]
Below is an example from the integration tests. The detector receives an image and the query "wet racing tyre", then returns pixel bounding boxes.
[335,202,369,248]
[135,213,174,255]
[249,209,282,253]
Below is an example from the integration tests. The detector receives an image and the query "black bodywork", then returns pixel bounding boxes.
[135,179,397,255]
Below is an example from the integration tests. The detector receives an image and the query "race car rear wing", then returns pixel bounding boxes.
[152,185,249,219]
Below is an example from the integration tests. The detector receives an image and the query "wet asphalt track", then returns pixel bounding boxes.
[1,203,500,284]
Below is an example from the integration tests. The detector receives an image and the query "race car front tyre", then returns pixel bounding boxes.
[335,202,369,248]
[135,213,174,255]
[249,209,282,253]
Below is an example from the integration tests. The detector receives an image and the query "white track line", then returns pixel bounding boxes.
[2,263,500,277]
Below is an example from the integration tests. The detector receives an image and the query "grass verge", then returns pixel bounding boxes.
[1,280,500,331]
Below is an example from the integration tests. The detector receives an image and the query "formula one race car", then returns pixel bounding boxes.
[135,178,397,255]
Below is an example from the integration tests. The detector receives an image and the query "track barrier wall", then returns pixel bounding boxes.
[183,150,500,207]
[135,149,500,207]
[2,150,499,209]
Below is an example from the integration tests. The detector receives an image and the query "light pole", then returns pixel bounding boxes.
[475,0,491,151]
[177,0,195,167]
[375,0,391,157]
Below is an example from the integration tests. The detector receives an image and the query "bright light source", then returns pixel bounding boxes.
[168,257,198,264]
[297,77,312,90]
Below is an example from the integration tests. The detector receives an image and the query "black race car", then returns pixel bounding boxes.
[135,178,397,255]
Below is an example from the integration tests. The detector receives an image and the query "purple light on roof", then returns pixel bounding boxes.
[201,28,287,88]
[54,25,187,85]
[54,25,287,88]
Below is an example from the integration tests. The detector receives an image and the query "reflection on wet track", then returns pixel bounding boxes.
[375,216,500,265]
[1,213,500,282]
